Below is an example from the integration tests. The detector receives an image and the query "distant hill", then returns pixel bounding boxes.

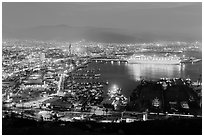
[3,24,154,43]
[3,24,85,42]
[2,24,199,43]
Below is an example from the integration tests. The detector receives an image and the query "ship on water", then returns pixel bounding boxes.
[127,55,181,65]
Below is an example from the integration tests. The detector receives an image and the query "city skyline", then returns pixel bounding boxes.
[2,2,202,134]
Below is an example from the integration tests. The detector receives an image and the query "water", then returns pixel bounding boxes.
[87,51,202,97]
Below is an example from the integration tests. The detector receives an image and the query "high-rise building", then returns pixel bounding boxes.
[40,53,45,61]
[69,44,72,55]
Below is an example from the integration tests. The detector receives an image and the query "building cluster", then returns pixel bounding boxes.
[2,39,202,123]
[2,39,90,106]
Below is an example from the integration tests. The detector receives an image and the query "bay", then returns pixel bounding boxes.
[86,51,202,97]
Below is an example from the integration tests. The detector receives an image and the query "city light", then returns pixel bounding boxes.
[111,84,118,91]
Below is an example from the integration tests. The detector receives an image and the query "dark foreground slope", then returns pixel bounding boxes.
[2,117,202,135]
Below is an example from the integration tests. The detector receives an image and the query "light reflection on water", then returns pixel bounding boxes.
[126,63,185,81]
[89,58,201,96]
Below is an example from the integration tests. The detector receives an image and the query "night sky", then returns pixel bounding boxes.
[2,2,202,43]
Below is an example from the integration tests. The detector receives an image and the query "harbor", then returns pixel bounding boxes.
[3,53,202,124]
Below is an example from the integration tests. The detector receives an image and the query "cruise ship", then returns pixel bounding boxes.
[127,55,181,65]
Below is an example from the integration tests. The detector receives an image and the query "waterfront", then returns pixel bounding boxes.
[2,2,202,135]
[2,44,202,135]
[87,51,202,97]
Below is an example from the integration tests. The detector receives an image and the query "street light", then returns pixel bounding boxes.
[19,100,23,118]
